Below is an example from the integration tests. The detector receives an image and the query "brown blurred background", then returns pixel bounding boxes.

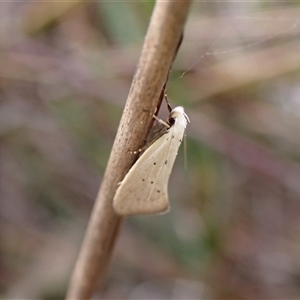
[1,1,300,299]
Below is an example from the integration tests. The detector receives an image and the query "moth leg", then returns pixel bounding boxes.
[130,98,171,155]
[153,114,170,128]
[129,123,169,155]
[163,93,172,113]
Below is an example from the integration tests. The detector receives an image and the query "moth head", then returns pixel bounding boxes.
[168,106,190,128]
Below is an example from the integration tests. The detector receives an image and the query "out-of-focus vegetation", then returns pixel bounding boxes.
[1,1,300,299]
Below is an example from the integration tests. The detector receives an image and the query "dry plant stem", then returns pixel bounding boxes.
[66,1,192,299]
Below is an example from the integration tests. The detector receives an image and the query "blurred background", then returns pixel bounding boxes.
[1,1,300,299]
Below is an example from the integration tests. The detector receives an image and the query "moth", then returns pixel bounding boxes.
[113,105,190,216]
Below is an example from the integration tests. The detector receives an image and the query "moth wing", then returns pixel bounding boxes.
[147,126,182,203]
[113,123,184,216]
[113,132,173,216]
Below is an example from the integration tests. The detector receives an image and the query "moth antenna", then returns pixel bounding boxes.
[184,134,188,171]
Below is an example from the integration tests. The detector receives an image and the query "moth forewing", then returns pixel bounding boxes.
[113,106,189,216]
[113,133,171,216]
